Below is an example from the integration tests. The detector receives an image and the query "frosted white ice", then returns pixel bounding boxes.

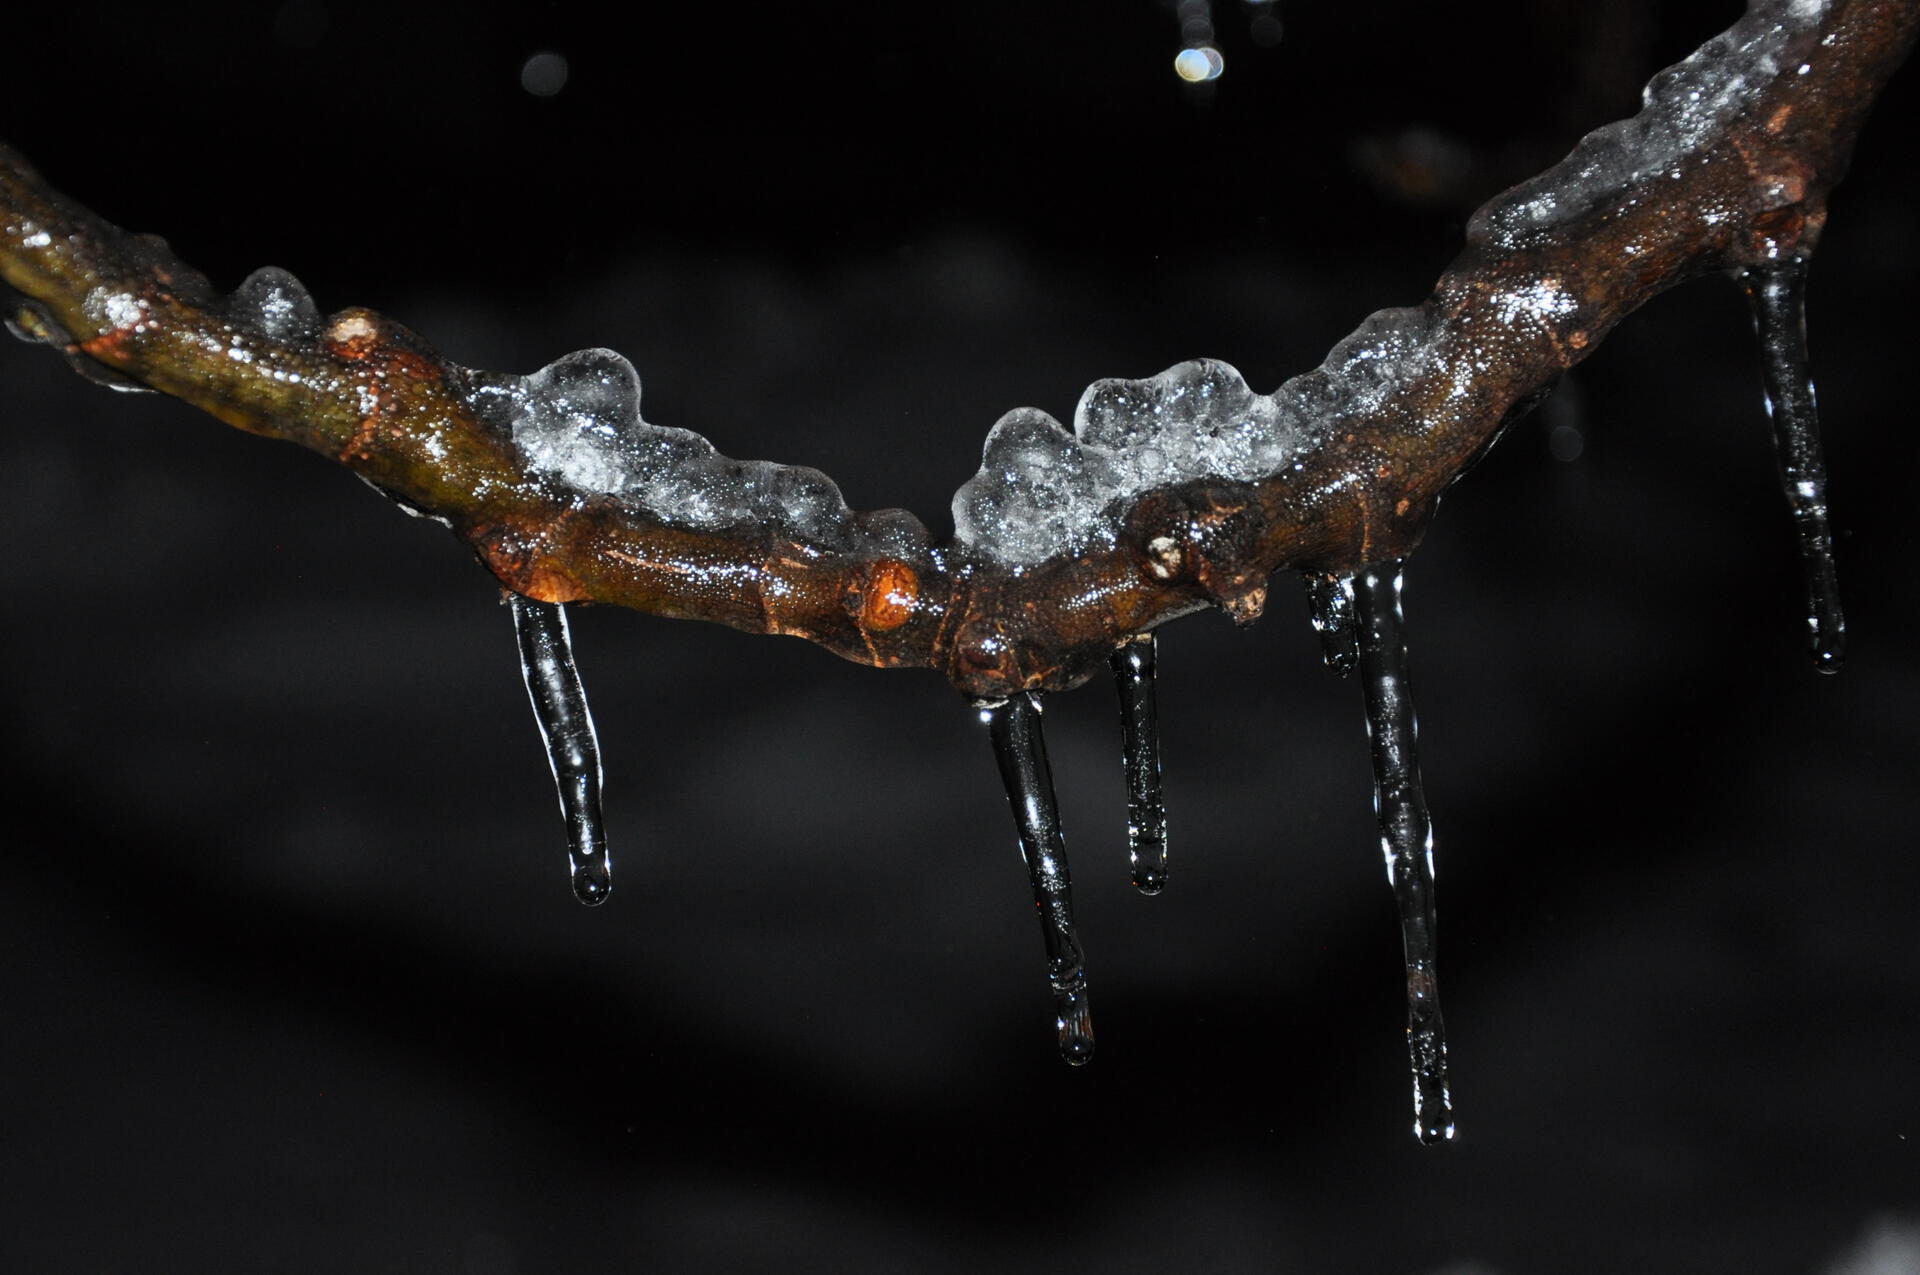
[954,357,1311,564]
[82,287,149,332]
[954,406,1124,566]
[951,305,1445,564]
[1076,357,1291,487]
[480,348,858,549]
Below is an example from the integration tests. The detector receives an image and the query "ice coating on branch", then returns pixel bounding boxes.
[953,358,1309,564]
[1295,306,1438,421]
[1078,357,1294,486]
[1472,0,1828,245]
[954,407,1122,564]
[952,314,1450,566]
[955,1,1831,566]
[508,349,649,495]
[474,348,861,550]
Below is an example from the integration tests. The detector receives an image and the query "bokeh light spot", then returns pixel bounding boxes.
[1173,47,1224,82]
[521,51,569,98]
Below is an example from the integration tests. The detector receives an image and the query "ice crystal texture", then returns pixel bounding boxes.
[953,358,1308,564]
[472,349,860,551]
[1471,0,1827,247]
[952,307,1445,565]
[953,406,1123,565]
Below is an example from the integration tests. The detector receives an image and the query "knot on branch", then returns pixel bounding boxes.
[1123,480,1270,625]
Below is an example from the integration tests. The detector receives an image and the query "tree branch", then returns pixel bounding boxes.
[1,0,1913,706]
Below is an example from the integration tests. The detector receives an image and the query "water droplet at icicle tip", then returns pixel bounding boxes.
[508,594,614,907]
[1109,632,1169,895]
[1408,960,1454,1145]
[1055,984,1095,1066]
[981,693,1096,1066]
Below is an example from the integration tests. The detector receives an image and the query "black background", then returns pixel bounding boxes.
[3,2,1918,1271]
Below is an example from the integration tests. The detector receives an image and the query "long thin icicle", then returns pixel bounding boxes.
[508,593,613,906]
[1109,633,1169,895]
[981,693,1096,1064]
[1738,253,1846,670]
[1352,561,1452,1144]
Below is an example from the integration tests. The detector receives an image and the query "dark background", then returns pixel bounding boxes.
[3,2,1917,1270]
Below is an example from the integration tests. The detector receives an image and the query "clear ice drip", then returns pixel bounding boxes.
[1471,0,1829,249]
[1109,633,1169,895]
[1301,571,1358,678]
[228,266,323,342]
[1739,254,1845,671]
[469,349,867,550]
[508,594,612,905]
[1352,561,1452,1144]
[981,693,1095,1064]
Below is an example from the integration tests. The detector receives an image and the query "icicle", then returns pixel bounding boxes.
[1738,253,1845,671]
[1352,561,1452,1144]
[1109,633,1170,895]
[1302,570,1358,677]
[980,693,1095,1064]
[508,593,612,905]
